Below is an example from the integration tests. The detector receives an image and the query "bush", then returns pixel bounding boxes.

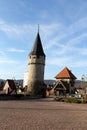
[66,97,82,103]
[24,91,31,96]
[54,96,87,104]
[54,96,82,103]
[66,97,77,103]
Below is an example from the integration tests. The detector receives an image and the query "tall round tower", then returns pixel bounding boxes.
[27,32,46,96]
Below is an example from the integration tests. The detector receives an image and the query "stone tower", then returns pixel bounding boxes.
[28,31,46,96]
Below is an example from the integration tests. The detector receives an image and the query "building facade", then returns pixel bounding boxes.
[3,79,17,94]
[54,67,77,95]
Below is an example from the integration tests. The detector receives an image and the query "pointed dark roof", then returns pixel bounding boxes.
[29,32,45,57]
[55,67,77,79]
[5,79,16,90]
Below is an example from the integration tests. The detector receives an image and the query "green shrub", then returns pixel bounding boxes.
[54,96,83,103]
[66,97,81,103]
[24,91,31,96]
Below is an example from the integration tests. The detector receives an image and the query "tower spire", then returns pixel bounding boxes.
[29,26,45,57]
[38,24,39,33]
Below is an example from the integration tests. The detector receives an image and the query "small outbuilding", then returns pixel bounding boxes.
[54,67,77,96]
[3,79,17,94]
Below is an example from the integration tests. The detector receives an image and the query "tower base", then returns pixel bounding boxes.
[27,80,47,97]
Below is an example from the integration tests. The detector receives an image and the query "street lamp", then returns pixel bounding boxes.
[81,75,85,95]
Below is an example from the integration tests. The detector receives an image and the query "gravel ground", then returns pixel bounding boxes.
[0,98,87,130]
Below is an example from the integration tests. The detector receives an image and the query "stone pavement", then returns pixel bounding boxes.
[0,99,87,130]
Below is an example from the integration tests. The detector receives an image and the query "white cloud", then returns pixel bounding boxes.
[7,48,26,53]
[47,56,87,68]
[66,17,87,35]
[0,20,37,39]
[46,57,70,67]
[0,50,18,64]
[53,33,87,56]
[79,48,87,55]
[44,16,87,50]
[70,60,87,68]
[0,51,6,56]
[0,59,17,64]
[1,17,87,49]
[0,19,62,41]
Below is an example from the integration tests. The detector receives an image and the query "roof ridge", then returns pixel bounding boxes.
[55,67,76,79]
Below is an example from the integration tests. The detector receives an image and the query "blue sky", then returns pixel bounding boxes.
[0,0,87,80]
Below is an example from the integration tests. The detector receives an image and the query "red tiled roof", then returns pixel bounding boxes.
[55,67,77,79]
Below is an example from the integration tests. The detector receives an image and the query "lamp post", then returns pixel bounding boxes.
[81,75,85,94]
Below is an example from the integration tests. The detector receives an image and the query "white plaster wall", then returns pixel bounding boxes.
[3,82,11,94]
[23,72,28,87]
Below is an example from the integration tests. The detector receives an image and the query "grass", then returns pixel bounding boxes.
[54,96,87,104]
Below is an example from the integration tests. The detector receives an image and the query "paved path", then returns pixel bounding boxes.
[0,99,87,130]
